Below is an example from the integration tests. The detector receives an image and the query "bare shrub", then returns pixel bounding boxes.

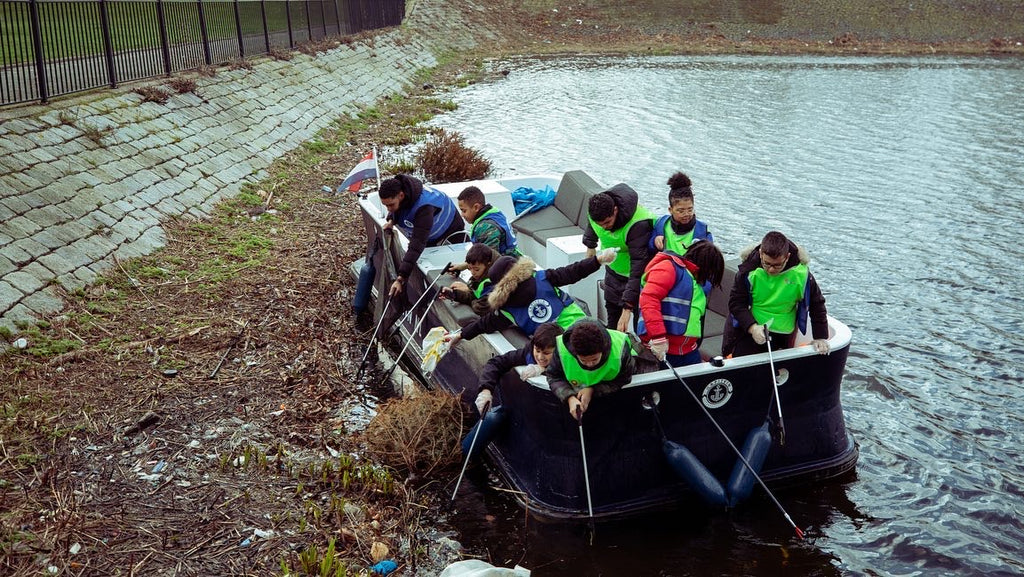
[227,58,253,70]
[268,46,294,61]
[134,85,170,104]
[417,129,492,183]
[167,77,197,94]
[196,65,217,77]
[363,390,463,478]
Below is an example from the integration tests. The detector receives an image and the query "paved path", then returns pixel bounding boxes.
[0,0,507,333]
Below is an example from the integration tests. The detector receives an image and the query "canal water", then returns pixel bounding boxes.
[426,55,1024,576]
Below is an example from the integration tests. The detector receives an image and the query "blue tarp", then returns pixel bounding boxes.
[511,185,556,215]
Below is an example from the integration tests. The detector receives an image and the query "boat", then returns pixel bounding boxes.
[351,170,858,521]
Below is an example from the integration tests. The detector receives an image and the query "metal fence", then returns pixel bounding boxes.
[0,0,405,106]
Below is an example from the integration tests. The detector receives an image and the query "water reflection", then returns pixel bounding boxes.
[430,54,1024,575]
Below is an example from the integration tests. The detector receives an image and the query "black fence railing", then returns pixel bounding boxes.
[0,0,405,106]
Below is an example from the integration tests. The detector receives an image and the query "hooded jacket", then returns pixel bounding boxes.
[460,255,601,341]
[637,251,706,356]
[728,240,829,340]
[386,175,462,279]
[581,183,654,307]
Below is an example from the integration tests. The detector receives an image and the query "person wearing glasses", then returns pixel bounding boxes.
[726,230,830,357]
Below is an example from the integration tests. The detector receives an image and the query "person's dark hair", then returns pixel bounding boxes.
[667,171,694,204]
[588,192,616,222]
[760,231,791,259]
[379,174,421,201]
[457,185,485,206]
[465,243,498,266]
[569,321,607,356]
[531,323,564,351]
[684,241,724,288]
[378,177,403,200]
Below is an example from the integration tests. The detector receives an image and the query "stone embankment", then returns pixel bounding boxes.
[0,0,506,334]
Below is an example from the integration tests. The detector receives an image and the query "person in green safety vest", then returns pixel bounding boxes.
[582,183,655,333]
[442,243,500,315]
[727,230,831,357]
[546,319,637,418]
[448,248,617,344]
[650,171,714,255]
[457,185,522,257]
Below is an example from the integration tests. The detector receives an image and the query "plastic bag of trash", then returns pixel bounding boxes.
[421,327,452,375]
[440,559,530,576]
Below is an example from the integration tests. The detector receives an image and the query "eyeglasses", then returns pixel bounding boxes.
[760,252,787,271]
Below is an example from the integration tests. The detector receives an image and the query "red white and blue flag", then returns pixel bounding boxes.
[338,150,377,193]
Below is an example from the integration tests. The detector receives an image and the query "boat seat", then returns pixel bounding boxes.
[512,170,604,244]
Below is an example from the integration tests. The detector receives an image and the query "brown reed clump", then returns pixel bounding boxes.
[417,129,491,183]
[167,77,198,94]
[364,390,464,479]
[134,85,170,104]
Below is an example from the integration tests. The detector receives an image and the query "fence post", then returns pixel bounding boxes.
[319,0,326,39]
[97,0,118,87]
[197,0,212,65]
[285,0,294,47]
[332,0,340,36]
[260,0,270,52]
[304,0,311,42]
[27,0,48,103]
[155,0,172,75]
[233,0,244,57]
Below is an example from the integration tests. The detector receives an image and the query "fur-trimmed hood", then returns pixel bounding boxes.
[738,240,810,272]
[486,256,538,311]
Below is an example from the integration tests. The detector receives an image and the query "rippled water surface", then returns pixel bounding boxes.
[427,55,1024,576]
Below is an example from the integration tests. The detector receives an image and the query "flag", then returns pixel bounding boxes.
[338,150,377,193]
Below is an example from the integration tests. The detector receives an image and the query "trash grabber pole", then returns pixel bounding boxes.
[666,363,805,539]
[576,406,594,519]
[356,294,393,381]
[386,262,453,341]
[379,284,445,387]
[451,401,490,501]
[764,324,786,446]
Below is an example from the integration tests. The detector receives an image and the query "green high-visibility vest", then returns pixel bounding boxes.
[556,330,633,388]
[589,206,655,277]
[747,264,809,334]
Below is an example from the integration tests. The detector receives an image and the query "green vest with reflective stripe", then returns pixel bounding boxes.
[747,264,809,334]
[589,206,655,276]
[556,330,633,387]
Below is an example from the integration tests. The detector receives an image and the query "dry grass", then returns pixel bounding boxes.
[134,85,170,104]
[167,77,198,94]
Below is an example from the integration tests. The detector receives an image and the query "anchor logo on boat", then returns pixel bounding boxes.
[528,298,553,323]
[702,379,733,409]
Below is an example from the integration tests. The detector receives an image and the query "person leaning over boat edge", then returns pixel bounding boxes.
[441,243,499,315]
[726,230,830,357]
[473,322,564,416]
[457,185,522,257]
[583,184,655,333]
[447,248,618,344]
[651,171,714,254]
[547,319,637,418]
[638,241,725,367]
[379,174,464,297]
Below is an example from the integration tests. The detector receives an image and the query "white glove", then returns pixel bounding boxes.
[519,364,544,379]
[649,337,668,361]
[475,389,493,416]
[596,247,620,265]
[749,324,767,345]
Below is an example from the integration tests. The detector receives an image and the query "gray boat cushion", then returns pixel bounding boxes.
[512,170,604,243]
